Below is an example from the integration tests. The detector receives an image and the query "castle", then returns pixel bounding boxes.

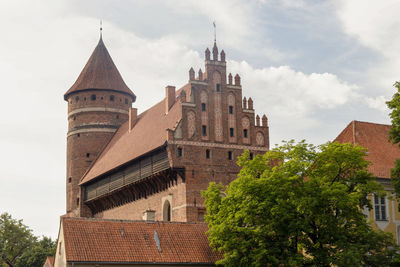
[53,34,400,267]
[64,35,270,222]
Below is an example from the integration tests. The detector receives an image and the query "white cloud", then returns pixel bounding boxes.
[336,0,400,93]
[228,61,359,117]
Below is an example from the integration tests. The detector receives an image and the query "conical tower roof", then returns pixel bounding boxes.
[64,37,135,101]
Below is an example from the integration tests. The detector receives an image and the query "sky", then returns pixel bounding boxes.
[0,0,399,239]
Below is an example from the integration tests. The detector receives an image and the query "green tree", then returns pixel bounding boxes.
[15,236,56,267]
[0,213,56,267]
[387,81,400,202]
[203,141,400,266]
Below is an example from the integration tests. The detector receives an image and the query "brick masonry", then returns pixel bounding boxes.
[65,42,269,222]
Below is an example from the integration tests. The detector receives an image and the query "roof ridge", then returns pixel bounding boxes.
[63,216,207,225]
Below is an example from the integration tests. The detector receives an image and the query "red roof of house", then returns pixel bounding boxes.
[80,85,187,185]
[64,37,135,101]
[61,217,221,264]
[334,120,400,179]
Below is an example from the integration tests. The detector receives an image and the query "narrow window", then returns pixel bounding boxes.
[374,195,387,221]
[77,133,80,137]
[250,153,254,160]
[91,94,96,101]
[229,105,234,114]
[68,177,72,183]
[216,83,221,92]
[86,153,90,158]
[110,95,115,101]
[177,147,183,157]
[243,129,248,138]
[73,116,76,121]
[76,198,79,206]
[116,115,119,119]
[75,96,79,102]
[202,125,207,136]
[230,128,234,137]
[125,98,128,104]
[163,200,171,222]
[201,103,206,111]
[228,151,233,160]
[206,149,210,159]
[84,97,86,101]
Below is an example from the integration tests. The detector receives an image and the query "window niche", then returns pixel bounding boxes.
[202,125,207,136]
[163,200,171,222]
[206,149,211,159]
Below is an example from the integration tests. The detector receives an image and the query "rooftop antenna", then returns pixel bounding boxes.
[213,21,216,43]
[100,20,103,38]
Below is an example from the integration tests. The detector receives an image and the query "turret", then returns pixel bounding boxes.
[234,74,241,86]
[198,69,203,80]
[205,48,210,61]
[220,50,225,62]
[189,67,195,80]
[212,42,218,60]
[64,36,135,216]
[248,97,253,110]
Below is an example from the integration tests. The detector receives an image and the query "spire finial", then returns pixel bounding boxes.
[100,20,103,39]
[213,21,216,43]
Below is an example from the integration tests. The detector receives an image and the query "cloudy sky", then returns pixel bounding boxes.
[0,0,399,238]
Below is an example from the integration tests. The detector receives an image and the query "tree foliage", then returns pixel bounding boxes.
[387,81,400,202]
[0,213,56,267]
[203,141,400,266]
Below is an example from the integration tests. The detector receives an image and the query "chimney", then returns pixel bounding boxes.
[143,209,155,221]
[165,86,176,113]
[256,115,260,126]
[129,108,138,131]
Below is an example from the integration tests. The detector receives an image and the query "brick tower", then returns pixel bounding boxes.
[64,35,135,216]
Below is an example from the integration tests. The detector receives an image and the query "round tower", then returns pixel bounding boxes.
[64,36,135,216]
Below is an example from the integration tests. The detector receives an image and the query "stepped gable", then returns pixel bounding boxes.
[334,120,400,179]
[64,37,135,101]
[61,217,221,264]
[80,85,188,184]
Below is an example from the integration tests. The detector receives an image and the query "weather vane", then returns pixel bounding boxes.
[213,21,216,43]
[100,20,103,37]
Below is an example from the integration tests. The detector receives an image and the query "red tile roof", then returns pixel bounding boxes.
[80,85,187,184]
[334,121,400,179]
[62,217,221,264]
[64,37,135,101]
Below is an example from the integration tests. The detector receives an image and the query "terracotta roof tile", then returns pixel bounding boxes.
[80,85,188,184]
[62,217,221,264]
[334,121,400,179]
[64,37,135,101]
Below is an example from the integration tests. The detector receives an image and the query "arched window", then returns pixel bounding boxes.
[163,200,171,221]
